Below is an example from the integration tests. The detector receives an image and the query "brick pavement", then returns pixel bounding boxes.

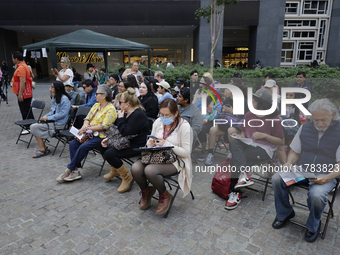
[1,91,340,255]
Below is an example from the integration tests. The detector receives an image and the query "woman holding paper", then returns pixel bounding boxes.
[52,57,74,85]
[131,98,192,216]
[56,84,117,183]
[97,88,150,193]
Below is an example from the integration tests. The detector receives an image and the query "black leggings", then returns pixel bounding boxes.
[96,140,141,168]
[131,160,177,194]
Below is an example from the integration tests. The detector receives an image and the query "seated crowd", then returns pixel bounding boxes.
[21,57,340,240]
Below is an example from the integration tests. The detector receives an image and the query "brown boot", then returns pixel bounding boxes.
[104,165,120,180]
[155,190,172,216]
[140,186,156,210]
[115,164,133,193]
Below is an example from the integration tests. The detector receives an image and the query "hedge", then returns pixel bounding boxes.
[106,64,340,105]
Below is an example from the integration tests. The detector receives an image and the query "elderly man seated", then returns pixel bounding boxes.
[271,98,340,243]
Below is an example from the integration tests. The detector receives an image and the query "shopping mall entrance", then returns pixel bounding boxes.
[222,27,250,69]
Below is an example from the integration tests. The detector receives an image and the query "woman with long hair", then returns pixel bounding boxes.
[52,57,74,85]
[30,81,71,158]
[131,98,192,216]
[127,74,140,97]
[98,88,150,193]
[138,81,159,119]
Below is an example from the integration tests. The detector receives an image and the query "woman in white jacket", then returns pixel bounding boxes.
[131,98,192,216]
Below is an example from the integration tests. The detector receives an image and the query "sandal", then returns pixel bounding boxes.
[33,147,50,158]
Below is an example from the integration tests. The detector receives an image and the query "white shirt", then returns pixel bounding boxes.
[56,68,74,85]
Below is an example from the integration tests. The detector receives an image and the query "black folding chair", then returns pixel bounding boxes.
[244,159,276,201]
[288,178,340,240]
[15,100,45,148]
[55,107,91,157]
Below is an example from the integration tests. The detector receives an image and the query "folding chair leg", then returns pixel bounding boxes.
[59,141,68,157]
[16,128,24,144]
[98,159,106,176]
[52,140,61,156]
[81,153,88,168]
[27,134,34,148]
[190,191,195,200]
[262,178,270,201]
[164,185,180,218]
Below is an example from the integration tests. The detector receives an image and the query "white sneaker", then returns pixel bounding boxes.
[235,172,254,189]
[225,192,241,210]
[64,171,82,182]
[21,130,30,135]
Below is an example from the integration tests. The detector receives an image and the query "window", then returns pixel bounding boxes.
[318,20,326,48]
[283,31,289,38]
[281,42,294,63]
[316,52,324,60]
[303,1,329,15]
[292,31,315,38]
[285,3,298,14]
[297,42,314,60]
[284,20,317,27]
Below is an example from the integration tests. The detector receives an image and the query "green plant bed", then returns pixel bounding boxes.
[105,64,340,105]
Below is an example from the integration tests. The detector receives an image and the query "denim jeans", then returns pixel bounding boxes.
[271,172,337,232]
[67,137,102,170]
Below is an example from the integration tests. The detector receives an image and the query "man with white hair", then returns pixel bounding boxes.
[271,98,340,243]
[154,71,165,83]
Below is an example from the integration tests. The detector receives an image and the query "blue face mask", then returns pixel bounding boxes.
[66,90,72,94]
[160,116,174,125]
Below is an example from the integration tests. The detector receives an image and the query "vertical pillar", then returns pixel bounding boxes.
[255,0,286,68]
[326,0,340,67]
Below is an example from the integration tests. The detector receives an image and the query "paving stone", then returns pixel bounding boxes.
[1,89,339,255]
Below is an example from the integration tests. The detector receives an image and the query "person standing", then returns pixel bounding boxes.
[11,51,34,121]
[84,63,100,87]
[52,57,74,85]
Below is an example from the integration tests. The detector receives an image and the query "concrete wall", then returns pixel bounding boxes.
[327,0,340,67]
[255,0,286,68]
[0,28,19,73]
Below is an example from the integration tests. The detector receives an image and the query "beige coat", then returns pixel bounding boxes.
[148,118,193,197]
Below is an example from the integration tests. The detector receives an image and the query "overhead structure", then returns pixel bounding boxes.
[22,29,151,70]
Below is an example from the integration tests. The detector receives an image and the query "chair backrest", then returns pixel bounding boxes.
[31,100,45,109]
[29,100,45,120]
[147,117,156,132]
[76,106,91,117]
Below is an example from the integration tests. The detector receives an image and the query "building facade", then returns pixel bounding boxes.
[0,0,339,76]
[281,0,333,67]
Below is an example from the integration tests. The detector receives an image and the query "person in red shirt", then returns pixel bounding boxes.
[11,51,34,120]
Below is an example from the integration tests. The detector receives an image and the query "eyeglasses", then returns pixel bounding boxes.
[95,93,105,96]
[119,101,126,105]
[60,61,64,64]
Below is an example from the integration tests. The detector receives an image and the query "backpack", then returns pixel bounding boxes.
[211,157,232,200]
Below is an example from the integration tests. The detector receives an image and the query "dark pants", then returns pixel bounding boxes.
[67,137,102,170]
[18,97,34,120]
[198,121,214,143]
[229,139,270,192]
[97,140,141,168]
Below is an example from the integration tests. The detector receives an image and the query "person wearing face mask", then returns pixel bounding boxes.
[29,81,71,158]
[138,81,159,119]
[64,81,80,105]
[131,98,192,216]
[97,88,150,193]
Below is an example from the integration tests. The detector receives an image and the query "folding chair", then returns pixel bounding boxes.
[151,172,195,218]
[213,134,229,156]
[45,108,75,156]
[55,106,91,157]
[15,100,45,148]
[244,159,276,201]
[288,178,340,240]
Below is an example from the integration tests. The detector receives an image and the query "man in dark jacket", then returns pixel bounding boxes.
[290,71,312,108]
[271,99,340,243]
